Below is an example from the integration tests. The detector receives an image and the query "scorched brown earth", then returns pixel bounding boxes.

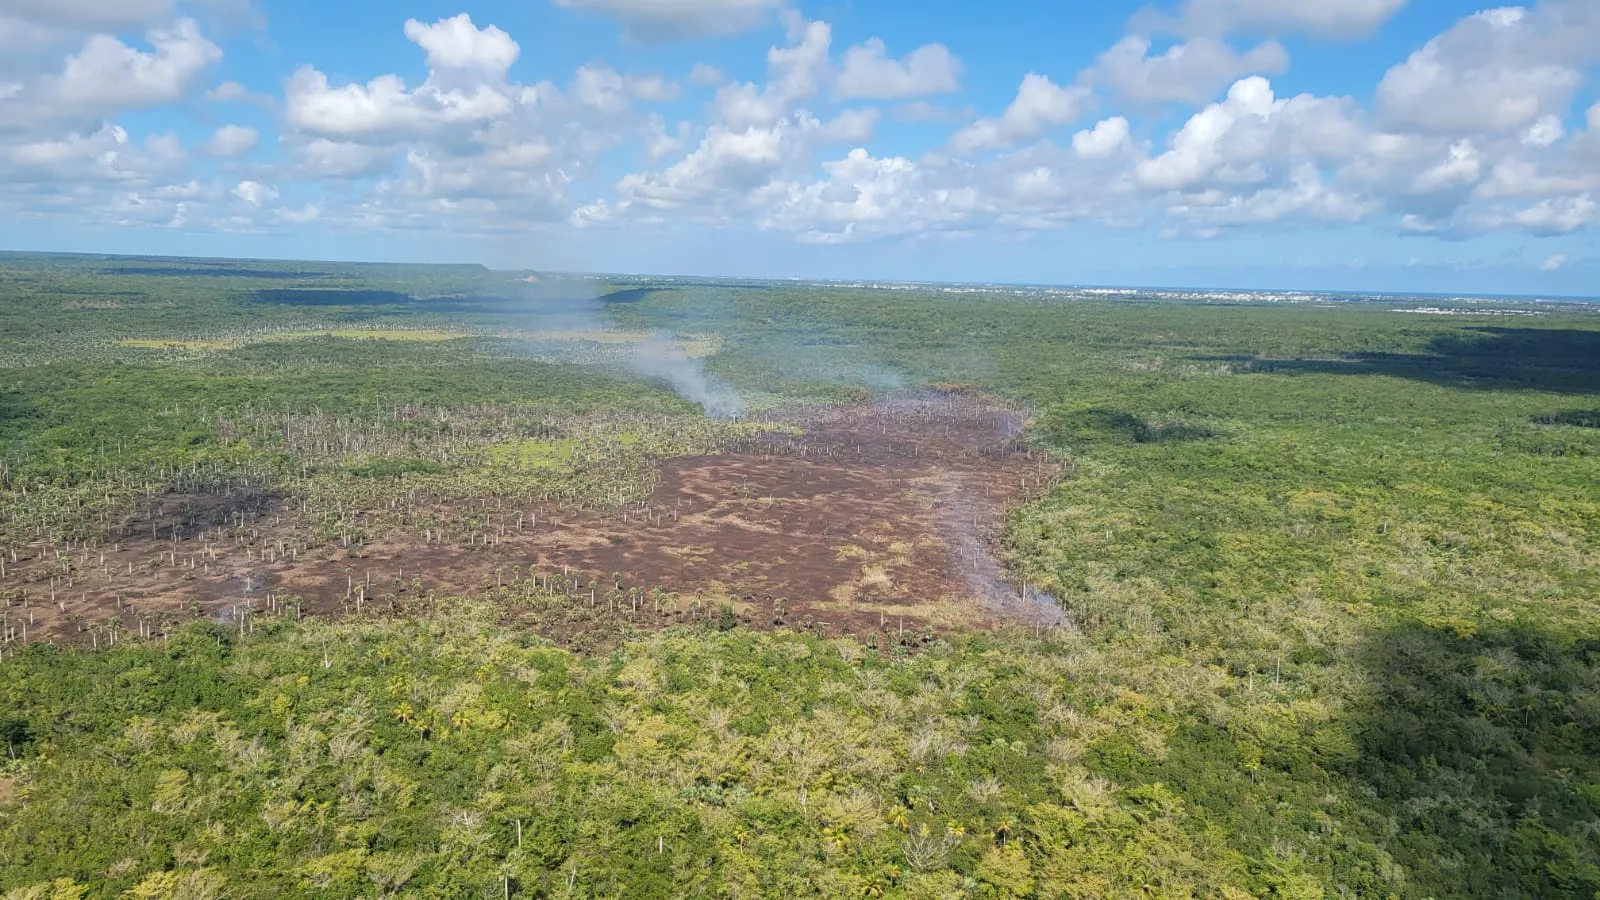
[0,392,1067,653]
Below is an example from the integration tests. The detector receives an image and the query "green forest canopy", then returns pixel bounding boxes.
[1,254,1598,897]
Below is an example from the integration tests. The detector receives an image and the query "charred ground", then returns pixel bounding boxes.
[0,391,1064,652]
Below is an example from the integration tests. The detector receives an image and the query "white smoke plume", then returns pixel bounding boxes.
[631,331,746,419]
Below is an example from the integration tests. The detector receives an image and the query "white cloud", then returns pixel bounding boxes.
[1137,75,1278,190]
[1377,4,1599,135]
[598,18,879,223]
[1072,117,1132,158]
[284,67,512,142]
[1541,253,1566,270]
[200,123,257,158]
[1474,158,1598,200]
[402,14,520,77]
[1153,0,1410,39]
[1520,114,1565,148]
[232,179,276,207]
[552,0,782,42]
[571,64,680,113]
[627,73,679,102]
[1111,74,1388,236]
[644,114,687,161]
[389,147,567,214]
[1410,140,1480,193]
[951,73,1092,153]
[199,79,276,108]
[700,14,830,131]
[767,12,831,103]
[892,101,971,124]
[1512,194,1594,234]
[287,138,394,179]
[1165,164,1374,230]
[0,125,194,242]
[1089,36,1287,107]
[614,121,801,212]
[572,63,631,114]
[835,38,961,100]
[0,0,172,29]
[2,3,1595,254]
[50,18,220,111]
[205,80,248,101]
[278,203,320,224]
[688,63,724,86]
[8,123,127,171]
[817,107,879,144]
[0,15,57,53]
[710,82,787,130]
[758,148,933,243]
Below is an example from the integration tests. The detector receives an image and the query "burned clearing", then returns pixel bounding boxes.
[0,392,1066,652]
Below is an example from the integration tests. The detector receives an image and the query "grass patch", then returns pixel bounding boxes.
[487,439,580,470]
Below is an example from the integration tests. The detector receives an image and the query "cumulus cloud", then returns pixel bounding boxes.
[277,203,319,224]
[0,0,173,29]
[593,16,892,226]
[835,38,961,100]
[7,123,128,173]
[0,16,54,55]
[200,123,257,158]
[231,179,276,207]
[1512,194,1595,235]
[688,63,724,86]
[1089,36,1288,107]
[284,68,511,142]
[1377,4,1600,135]
[283,15,543,142]
[951,73,1092,153]
[42,18,220,112]
[644,114,688,161]
[1137,76,1275,190]
[1520,115,1565,148]
[1136,77,1368,193]
[204,80,248,101]
[1150,0,1410,39]
[615,123,798,212]
[572,64,679,112]
[767,12,832,102]
[402,14,520,77]
[817,107,879,143]
[1474,158,1598,200]
[0,121,202,235]
[758,148,931,243]
[285,137,395,179]
[1072,117,1133,158]
[552,0,782,42]
[2,1,1596,254]
[627,73,679,102]
[1410,140,1481,194]
[892,101,971,124]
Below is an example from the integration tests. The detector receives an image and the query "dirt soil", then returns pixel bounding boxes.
[0,392,1067,650]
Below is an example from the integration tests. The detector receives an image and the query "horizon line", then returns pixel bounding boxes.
[3,247,1596,305]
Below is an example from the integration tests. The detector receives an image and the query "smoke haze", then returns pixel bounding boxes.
[630,331,746,419]
[511,277,746,419]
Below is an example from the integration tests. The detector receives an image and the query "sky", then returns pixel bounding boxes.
[0,0,1598,295]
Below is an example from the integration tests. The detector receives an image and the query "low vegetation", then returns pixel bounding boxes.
[2,253,1598,897]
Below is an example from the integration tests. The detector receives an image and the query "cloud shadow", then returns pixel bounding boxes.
[1222,326,1600,394]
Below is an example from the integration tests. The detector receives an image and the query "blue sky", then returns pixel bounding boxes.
[0,0,1597,294]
